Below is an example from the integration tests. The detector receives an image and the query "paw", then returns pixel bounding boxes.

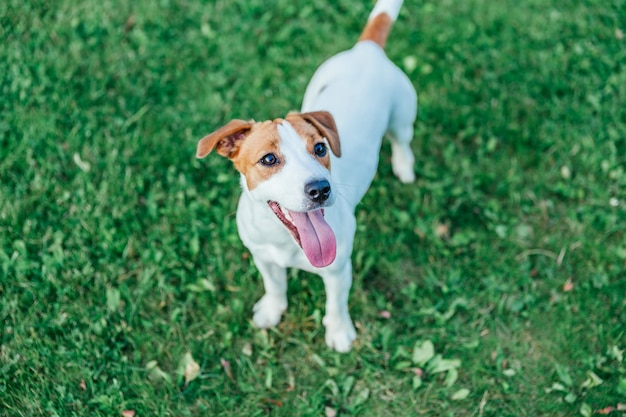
[252,294,287,329]
[394,165,415,183]
[323,316,357,353]
[391,144,416,183]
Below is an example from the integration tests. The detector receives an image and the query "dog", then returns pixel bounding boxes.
[196,0,417,352]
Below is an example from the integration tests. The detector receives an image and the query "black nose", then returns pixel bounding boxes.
[305,179,331,203]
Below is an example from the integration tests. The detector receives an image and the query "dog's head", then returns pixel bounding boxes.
[196,111,341,267]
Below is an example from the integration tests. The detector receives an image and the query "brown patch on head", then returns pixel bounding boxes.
[285,112,342,171]
[196,119,286,191]
[285,114,331,171]
[358,13,393,49]
[231,121,285,190]
[196,112,341,191]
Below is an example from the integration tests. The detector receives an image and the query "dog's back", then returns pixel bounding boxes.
[301,0,417,205]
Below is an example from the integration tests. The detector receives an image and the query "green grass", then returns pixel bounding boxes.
[1,0,625,415]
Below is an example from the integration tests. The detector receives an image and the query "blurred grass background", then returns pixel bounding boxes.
[1,0,625,415]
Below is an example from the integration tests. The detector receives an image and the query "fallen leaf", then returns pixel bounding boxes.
[412,375,422,389]
[412,340,435,366]
[435,223,450,239]
[563,279,574,292]
[380,310,391,319]
[180,352,200,387]
[242,343,253,357]
[580,370,603,389]
[546,382,568,393]
[608,345,624,362]
[79,379,87,391]
[555,363,574,387]
[124,15,136,33]
[597,406,614,414]
[352,387,370,407]
[580,403,592,417]
[145,360,172,383]
[451,388,470,400]
[428,357,461,374]
[121,410,135,417]
[445,367,459,387]
[221,358,234,382]
[325,407,337,417]
[261,398,283,407]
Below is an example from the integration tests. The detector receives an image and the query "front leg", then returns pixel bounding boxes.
[252,257,288,329]
[321,262,357,352]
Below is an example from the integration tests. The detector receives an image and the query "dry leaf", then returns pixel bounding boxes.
[79,379,87,391]
[124,15,136,33]
[380,310,391,319]
[435,223,450,239]
[325,407,337,417]
[563,279,574,292]
[261,398,283,407]
[122,411,135,417]
[145,360,171,383]
[597,406,614,415]
[242,343,253,357]
[221,358,234,382]
[182,352,200,386]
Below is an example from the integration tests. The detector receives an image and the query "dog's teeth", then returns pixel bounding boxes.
[281,207,292,222]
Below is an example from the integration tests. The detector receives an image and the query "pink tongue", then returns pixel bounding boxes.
[288,209,336,267]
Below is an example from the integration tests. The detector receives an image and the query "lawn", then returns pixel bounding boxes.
[1,0,625,415]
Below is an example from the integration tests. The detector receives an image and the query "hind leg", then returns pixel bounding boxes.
[387,74,417,183]
[389,128,416,183]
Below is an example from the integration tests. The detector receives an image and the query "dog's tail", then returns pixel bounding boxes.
[358,0,404,49]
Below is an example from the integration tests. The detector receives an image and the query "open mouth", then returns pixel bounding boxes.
[268,201,337,267]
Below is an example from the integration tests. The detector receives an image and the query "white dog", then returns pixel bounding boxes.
[196,0,416,352]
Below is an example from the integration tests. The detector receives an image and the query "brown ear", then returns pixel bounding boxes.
[299,111,341,157]
[196,119,254,159]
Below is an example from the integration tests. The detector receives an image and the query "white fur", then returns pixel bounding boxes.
[237,0,416,352]
[368,0,404,21]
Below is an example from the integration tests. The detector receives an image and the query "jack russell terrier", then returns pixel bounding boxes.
[196,0,416,352]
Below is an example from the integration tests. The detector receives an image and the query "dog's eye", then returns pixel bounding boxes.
[314,142,327,157]
[260,153,279,166]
